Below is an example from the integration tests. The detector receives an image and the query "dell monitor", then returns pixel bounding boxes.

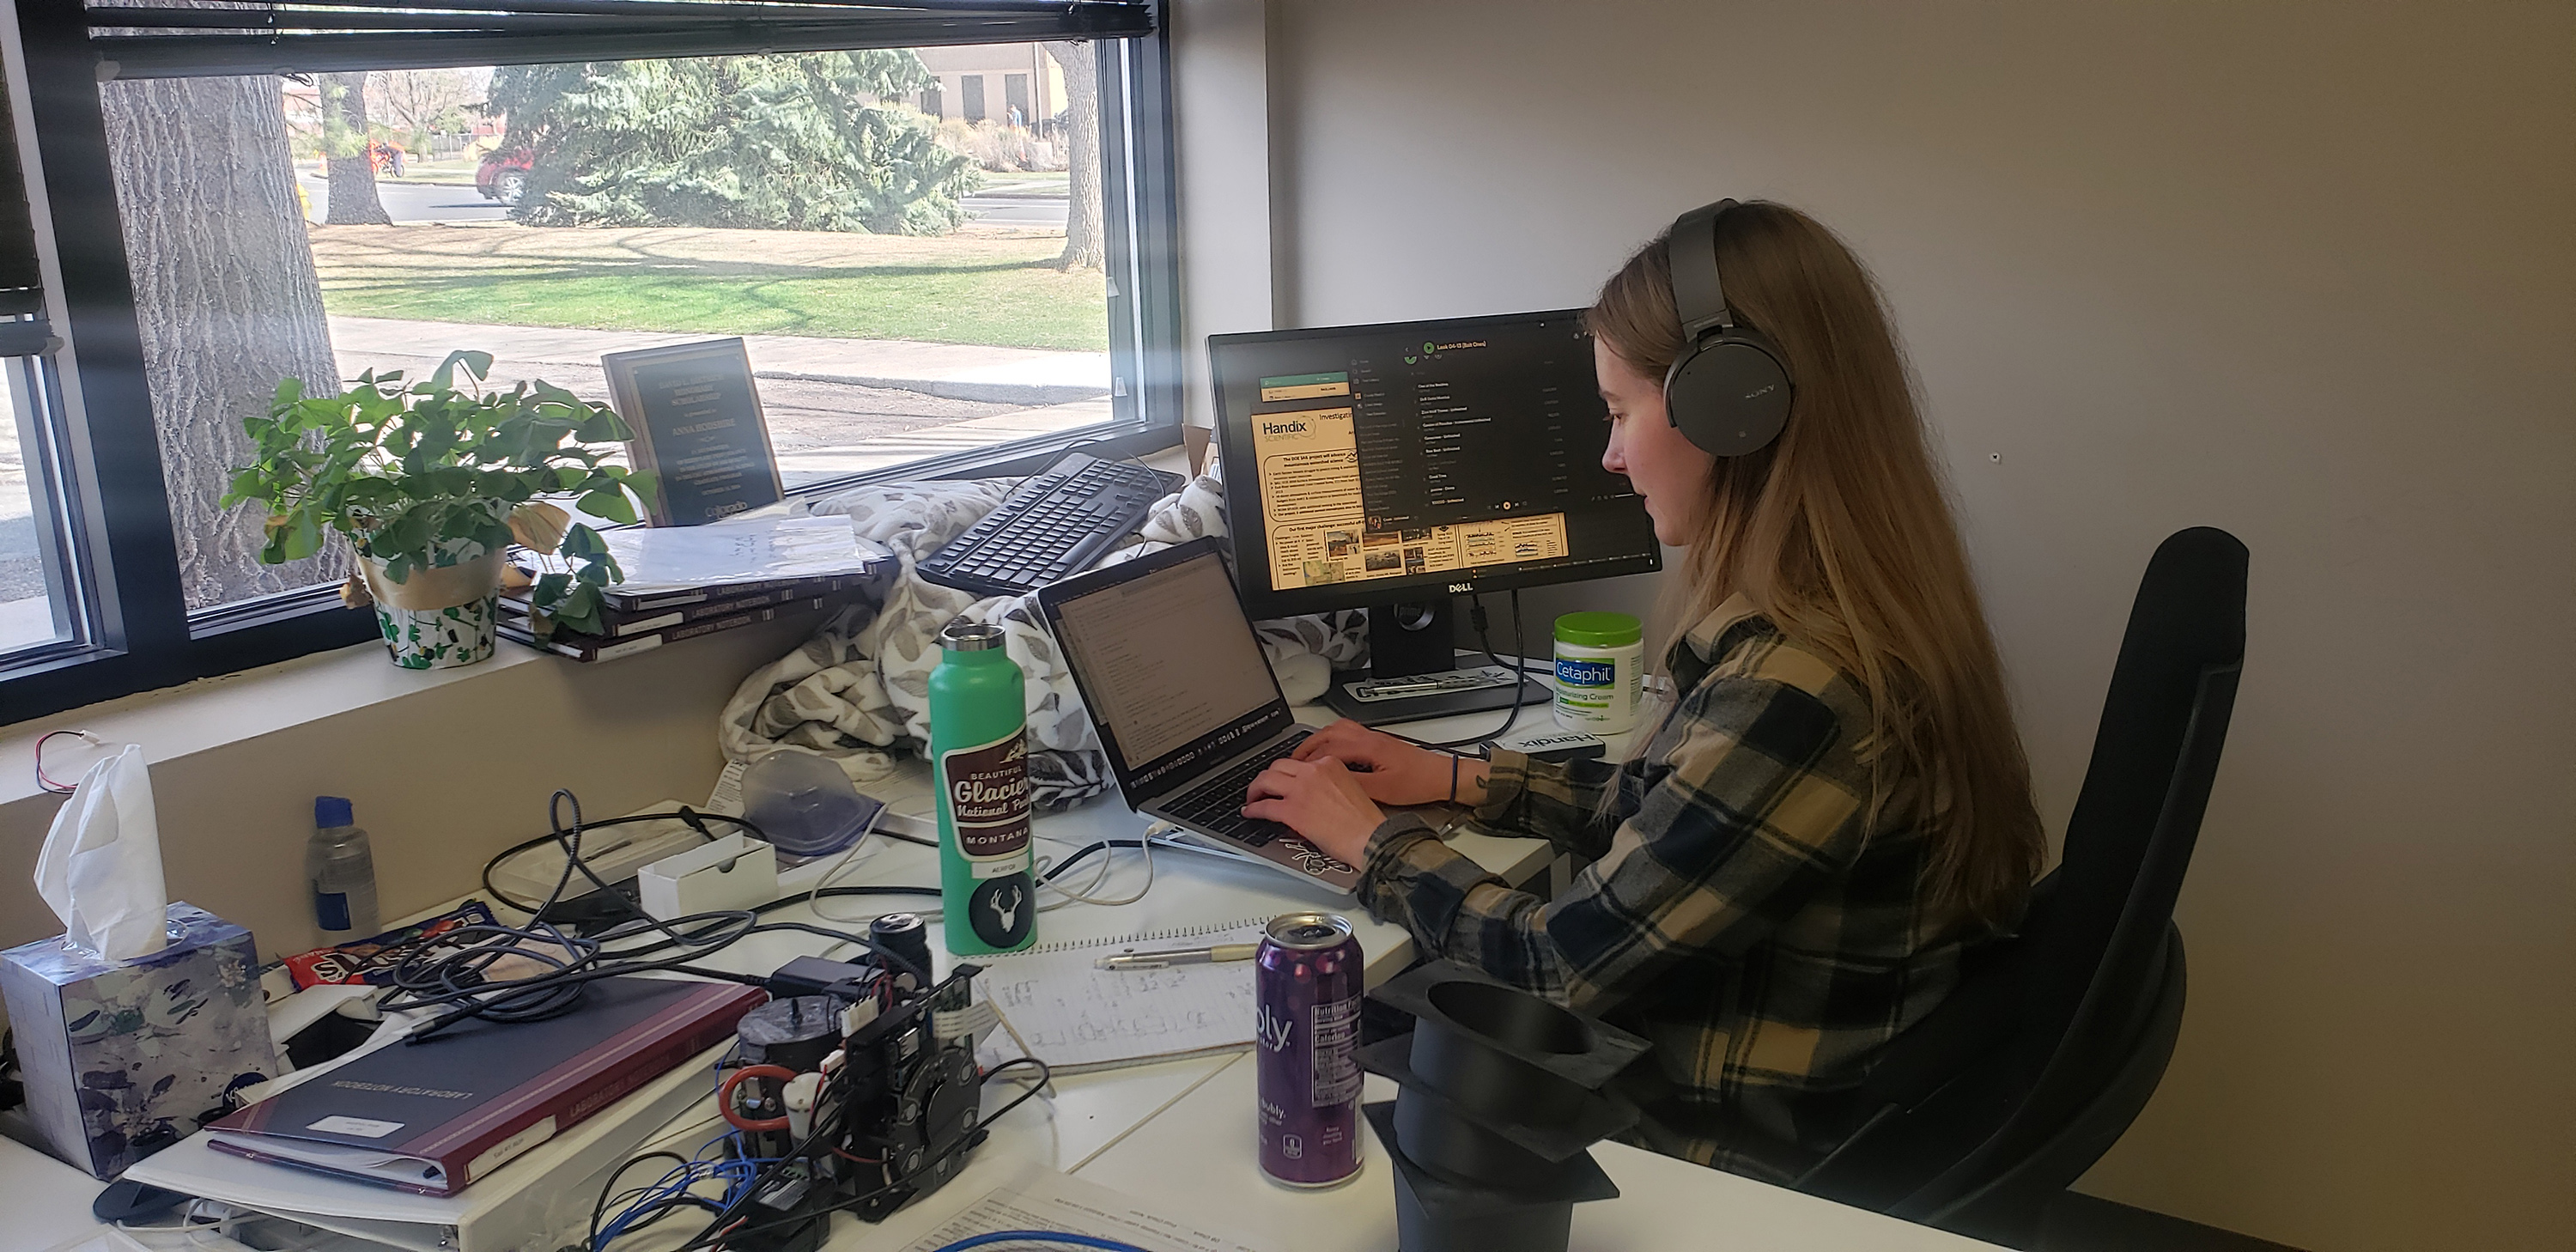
[1210,309,1662,725]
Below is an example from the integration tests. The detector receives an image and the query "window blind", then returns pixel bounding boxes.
[86,0,1156,79]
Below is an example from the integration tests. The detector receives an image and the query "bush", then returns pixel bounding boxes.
[934,119,1065,173]
[491,52,981,235]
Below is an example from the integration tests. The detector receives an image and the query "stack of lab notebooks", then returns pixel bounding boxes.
[124,1018,741,1250]
[502,516,892,661]
[203,977,760,1195]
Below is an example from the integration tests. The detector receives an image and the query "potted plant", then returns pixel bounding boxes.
[222,350,654,669]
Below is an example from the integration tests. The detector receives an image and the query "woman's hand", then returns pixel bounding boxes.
[1291,719,1456,806]
[1243,756,1384,866]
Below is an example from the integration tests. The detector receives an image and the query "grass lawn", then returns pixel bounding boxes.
[310,222,1108,352]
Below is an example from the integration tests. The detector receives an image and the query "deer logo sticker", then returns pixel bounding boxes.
[969,874,1034,949]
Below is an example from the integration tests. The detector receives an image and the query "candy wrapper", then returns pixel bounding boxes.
[279,901,499,989]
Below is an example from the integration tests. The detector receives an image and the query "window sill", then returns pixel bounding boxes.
[6,635,637,805]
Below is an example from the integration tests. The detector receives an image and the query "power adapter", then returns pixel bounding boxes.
[767,955,878,1000]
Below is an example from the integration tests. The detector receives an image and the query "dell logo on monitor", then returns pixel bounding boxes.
[1447,582,1473,594]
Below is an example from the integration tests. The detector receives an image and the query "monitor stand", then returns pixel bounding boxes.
[1321,597,1549,727]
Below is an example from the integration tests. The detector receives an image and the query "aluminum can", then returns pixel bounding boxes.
[1255,912,1365,1188]
[870,912,933,987]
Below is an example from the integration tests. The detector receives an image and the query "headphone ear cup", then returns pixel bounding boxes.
[1663,336,1795,457]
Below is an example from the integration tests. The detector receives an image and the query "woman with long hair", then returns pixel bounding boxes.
[1242,200,2045,1176]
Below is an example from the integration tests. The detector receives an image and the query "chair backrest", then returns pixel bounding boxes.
[1801,526,2247,1212]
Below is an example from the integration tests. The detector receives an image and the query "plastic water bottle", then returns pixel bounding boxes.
[308,796,380,937]
[929,620,1035,957]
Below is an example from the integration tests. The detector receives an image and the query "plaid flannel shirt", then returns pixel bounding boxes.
[1358,594,1993,1179]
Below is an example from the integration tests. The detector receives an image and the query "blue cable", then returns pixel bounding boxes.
[927,1234,1156,1252]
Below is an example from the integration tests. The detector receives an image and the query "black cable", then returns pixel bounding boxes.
[1038,839,1148,885]
[804,885,943,903]
[481,806,769,915]
[390,790,940,1042]
[1402,589,1532,751]
[591,1150,690,1249]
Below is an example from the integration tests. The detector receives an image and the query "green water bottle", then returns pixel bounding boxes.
[930,619,1036,956]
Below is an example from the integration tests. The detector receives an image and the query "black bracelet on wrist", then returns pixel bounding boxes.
[1449,752,1462,805]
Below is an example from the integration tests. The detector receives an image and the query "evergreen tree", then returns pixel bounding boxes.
[488,52,978,234]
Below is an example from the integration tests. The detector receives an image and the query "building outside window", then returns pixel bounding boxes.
[0,1,1176,720]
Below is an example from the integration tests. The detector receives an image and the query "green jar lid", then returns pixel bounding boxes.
[1554,611,1642,648]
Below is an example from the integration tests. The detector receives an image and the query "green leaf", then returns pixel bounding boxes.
[558,523,609,559]
[574,406,631,443]
[279,512,323,562]
[576,486,638,525]
[550,583,607,636]
[428,349,493,393]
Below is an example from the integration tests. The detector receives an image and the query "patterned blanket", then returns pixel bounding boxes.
[718,465,1367,808]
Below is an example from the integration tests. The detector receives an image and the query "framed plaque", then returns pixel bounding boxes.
[602,338,785,526]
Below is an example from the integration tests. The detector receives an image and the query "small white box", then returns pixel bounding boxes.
[637,833,778,920]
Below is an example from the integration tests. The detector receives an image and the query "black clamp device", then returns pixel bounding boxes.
[1663,198,1795,456]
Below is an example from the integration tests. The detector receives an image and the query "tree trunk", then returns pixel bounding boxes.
[322,72,392,226]
[1043,42,1104,270]
[100,76,346,609]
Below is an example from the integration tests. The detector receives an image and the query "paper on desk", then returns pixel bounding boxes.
[903,1170,1278,1252]
[973,921,1269,1073]
[594,515,887,593]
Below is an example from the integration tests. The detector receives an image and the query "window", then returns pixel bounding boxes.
[962,73,987,122]
[1,0,1178,722]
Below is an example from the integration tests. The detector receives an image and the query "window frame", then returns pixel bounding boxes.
[0,0,1182,725]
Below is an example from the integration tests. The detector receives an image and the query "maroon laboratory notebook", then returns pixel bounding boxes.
[207,976,762,1195]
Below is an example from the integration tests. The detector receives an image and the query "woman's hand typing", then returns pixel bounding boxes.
[1288,719,1477,806]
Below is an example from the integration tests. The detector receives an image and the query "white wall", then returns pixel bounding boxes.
[1173,3,2576,1248]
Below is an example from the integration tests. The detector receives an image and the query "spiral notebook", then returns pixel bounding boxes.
[978,919,1272,1073]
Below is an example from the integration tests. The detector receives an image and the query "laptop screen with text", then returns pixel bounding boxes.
[1048,547,1284,791]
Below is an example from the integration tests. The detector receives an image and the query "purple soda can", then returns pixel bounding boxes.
[1256,911,1365,1188]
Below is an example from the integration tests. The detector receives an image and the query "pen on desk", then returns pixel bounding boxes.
[1095,943,1261,970]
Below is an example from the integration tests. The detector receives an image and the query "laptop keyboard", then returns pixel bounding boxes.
[1161,730,1312,848]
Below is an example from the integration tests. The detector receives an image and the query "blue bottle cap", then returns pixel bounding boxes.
[315,796,354,828]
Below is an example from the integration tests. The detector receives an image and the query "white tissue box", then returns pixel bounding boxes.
[0,901,276,1178]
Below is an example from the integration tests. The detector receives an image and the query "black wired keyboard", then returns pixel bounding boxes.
[1158,730,1313,848]
[917,453,1185,599]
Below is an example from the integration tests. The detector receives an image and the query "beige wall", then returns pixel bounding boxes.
[1189,2,2576,1248]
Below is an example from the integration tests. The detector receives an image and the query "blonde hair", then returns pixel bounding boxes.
[1587,201,2043,931]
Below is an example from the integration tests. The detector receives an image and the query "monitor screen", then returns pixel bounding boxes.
[1210,309,1661,620]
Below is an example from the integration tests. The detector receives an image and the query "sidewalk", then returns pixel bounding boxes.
[328,316,1110,406]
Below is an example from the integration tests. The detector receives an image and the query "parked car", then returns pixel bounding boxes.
[475,150,533,206]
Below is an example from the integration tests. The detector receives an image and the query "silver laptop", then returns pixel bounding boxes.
[1036,537,1359,894]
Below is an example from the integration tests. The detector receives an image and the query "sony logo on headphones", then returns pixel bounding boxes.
[1741,384,1779,401]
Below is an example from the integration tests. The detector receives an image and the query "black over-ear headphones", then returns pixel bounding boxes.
[1663,199,1794,456]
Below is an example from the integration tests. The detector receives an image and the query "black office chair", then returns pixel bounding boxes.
[1792,526,2249,1248]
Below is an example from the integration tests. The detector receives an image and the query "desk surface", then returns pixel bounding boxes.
[7,701,2004,1252]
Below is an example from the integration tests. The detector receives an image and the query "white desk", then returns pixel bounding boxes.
[1075,1058,2006,1252]
[4,701,2004,1252]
